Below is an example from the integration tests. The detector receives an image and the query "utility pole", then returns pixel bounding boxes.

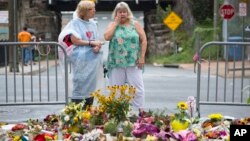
[8,0,19,72]
[213,0,218,40]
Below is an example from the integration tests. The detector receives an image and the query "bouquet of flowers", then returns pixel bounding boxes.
[60,102,91,134]
[91,85,136,124]
[170,101,191,132]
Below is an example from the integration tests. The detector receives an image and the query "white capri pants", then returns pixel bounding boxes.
[109,66,145,110]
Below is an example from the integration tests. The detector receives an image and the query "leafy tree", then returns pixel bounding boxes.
[190,0,213,24]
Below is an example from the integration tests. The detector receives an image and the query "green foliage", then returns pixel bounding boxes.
[190,0,213,24]
[192,26,222,59]
[147,23,223,64]
[89,113,104,126]
[147,30,194,64]
[155,4,171,23]
[122,122,133,137]
[242,85,250,104]
[103,120,118,136]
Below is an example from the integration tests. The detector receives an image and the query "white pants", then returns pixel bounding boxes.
[109,66,145,109]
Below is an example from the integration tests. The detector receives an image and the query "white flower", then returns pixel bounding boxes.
[64,115,70,121]
[81,129,103,141]
[123,121,129,126]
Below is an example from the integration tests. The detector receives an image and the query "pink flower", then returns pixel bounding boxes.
[132,122,159,138]
[193,53,200,62]
[144,117,154,124]
[171,130,197,141]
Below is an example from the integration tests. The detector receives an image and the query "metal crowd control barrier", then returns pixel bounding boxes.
[0,42,69,106]
[196,41,250,115]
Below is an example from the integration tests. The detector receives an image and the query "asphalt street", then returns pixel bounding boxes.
[0,64,250,123]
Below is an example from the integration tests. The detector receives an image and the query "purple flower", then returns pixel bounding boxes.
[132,123,159,138]
[219,130,227,136]
[154,130,170,141]
[185,131,197,141]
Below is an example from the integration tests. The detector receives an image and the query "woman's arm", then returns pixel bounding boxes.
[134,21,147,68]
[104,21,118,41]
[70,34,89,46]
[70,34,102,47]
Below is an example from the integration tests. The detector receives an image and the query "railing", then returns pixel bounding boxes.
[196,41,250,115]
[0,42,69,106]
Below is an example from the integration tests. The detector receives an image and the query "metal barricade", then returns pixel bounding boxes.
[196,41,250,115]
[0,42,69,106]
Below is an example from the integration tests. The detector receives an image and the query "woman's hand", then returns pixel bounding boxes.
[91,40,104,53]
[90,40,103,47]
[137,57,145,69]
[92,45,101,53]
[114,16,120,25]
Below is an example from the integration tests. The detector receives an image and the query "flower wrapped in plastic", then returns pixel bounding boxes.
[60,102,91,134]
[170,101,191,132]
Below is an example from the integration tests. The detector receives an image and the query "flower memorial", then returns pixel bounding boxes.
[0,87,250,140]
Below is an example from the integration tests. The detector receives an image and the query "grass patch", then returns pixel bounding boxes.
[147,23,222,64]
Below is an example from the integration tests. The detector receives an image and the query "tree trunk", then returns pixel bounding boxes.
[173,0,196,35]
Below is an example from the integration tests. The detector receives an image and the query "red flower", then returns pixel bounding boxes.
[64,133,71,139]
[34,133,55,141]
[11,123,27,131]
[34,134,46,141]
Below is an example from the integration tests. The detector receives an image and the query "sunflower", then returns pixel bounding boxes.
[177,101,188,110]
[208,113,223,121]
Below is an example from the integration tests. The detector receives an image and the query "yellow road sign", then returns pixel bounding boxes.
[163,11,183,31]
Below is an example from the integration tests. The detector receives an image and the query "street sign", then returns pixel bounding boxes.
[239,2,247,16]
[219,4,235,20]
[163,11,183,31]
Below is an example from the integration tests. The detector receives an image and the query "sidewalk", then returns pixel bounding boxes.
[179,60,250,78]
[0,60,57,75]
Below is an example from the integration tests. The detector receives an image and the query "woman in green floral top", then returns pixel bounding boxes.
[104,2,147,115]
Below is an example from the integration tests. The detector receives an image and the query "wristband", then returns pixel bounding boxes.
[88,40,91,46]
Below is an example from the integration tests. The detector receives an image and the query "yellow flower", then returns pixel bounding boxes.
[64,108,70,114]
[177,101,188,110]
[68,125,80,133]
[54,135,58,140]
[171,119,189,132]
[13,136,21,141]
[208,113,223,121]
[45,135,53,140]
[73,117,78,123]
[145,135,157,141]
[129,86,136,95]
[82,111,91,120]
[92,85,135,123]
